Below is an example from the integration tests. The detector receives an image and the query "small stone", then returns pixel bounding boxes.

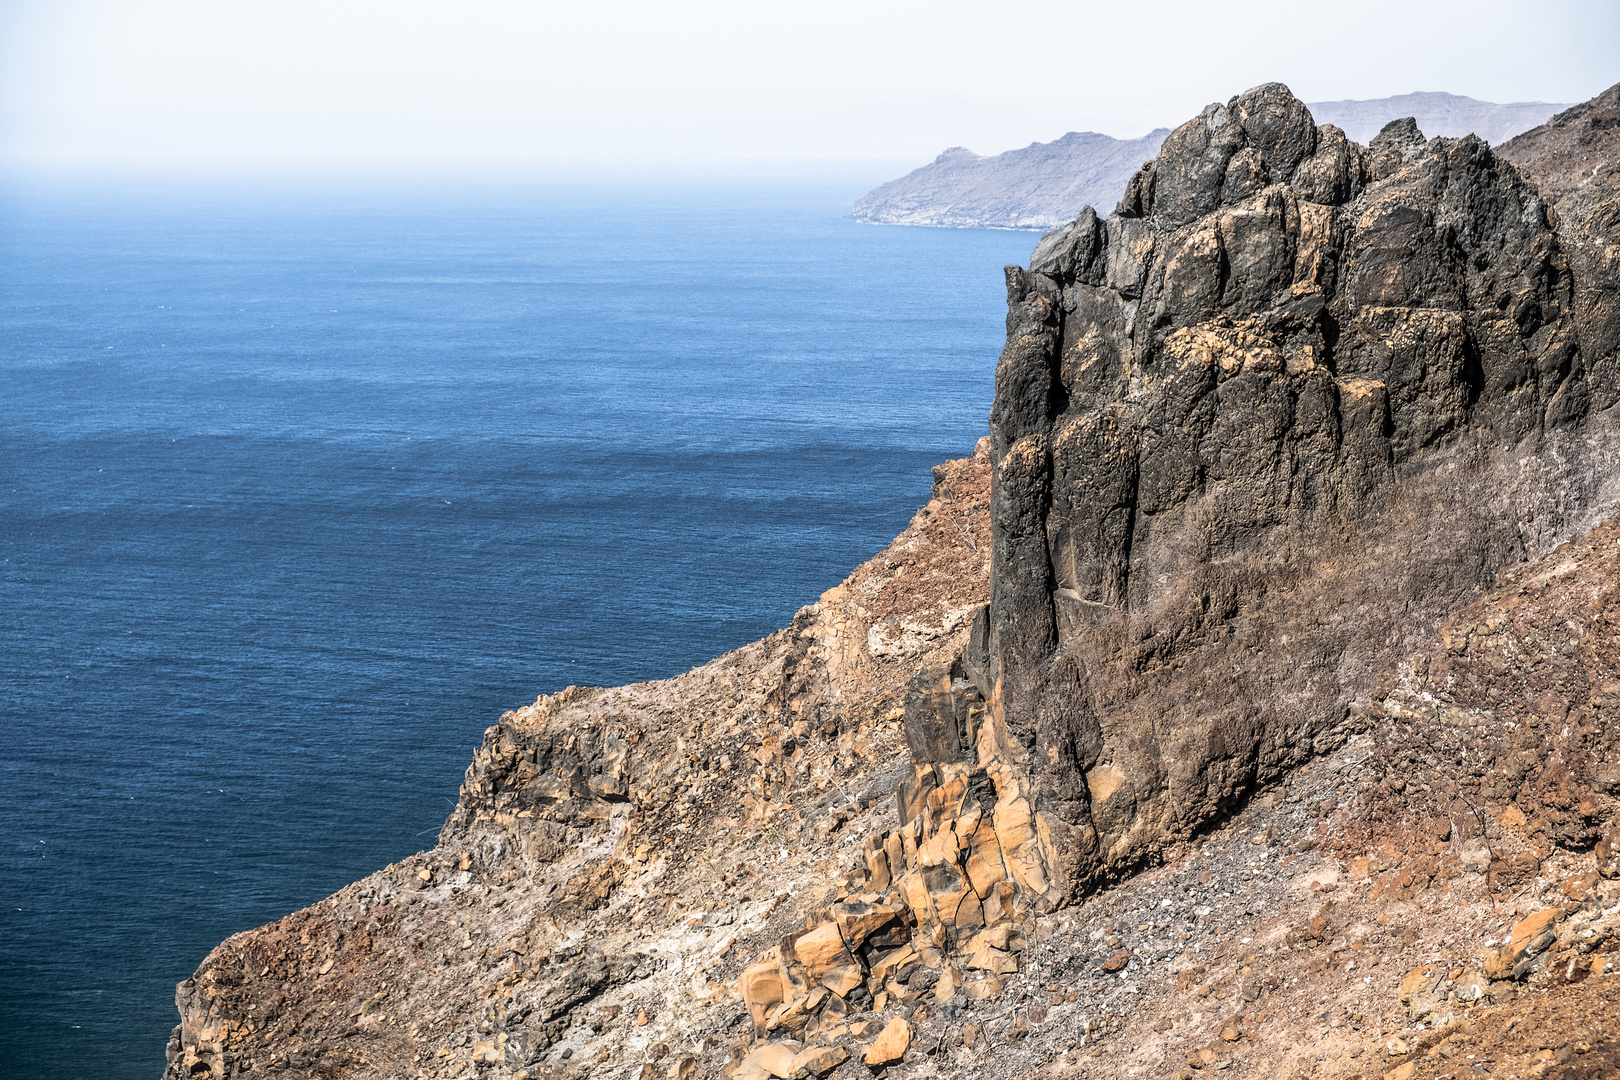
[962,1022,982,1048]
[960,975,1004,1000]
[635,1011,650,1027]
[788,1045,848,1077]
[1384,1063,1417,1080]
[967,945,1019,975]
[1453,969,1489,1003]
[1561,872,1599,901]
[1596,830,1620,879]
[1101,949,1132,973]
[741,1042,799,1080]
[820,963,863,997]
[862,1017,912,1066]
[1387,1038,1410,1056]
[1220,1024,1242,1042]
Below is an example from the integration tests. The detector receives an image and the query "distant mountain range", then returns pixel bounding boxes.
[853,91,1572,230]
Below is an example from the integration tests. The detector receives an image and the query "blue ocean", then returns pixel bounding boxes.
[0,177,1035,1077]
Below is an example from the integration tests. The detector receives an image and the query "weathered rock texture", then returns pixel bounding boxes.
[854,92,1569,231]
[977,81,1620,900]
[1500,82,1620,404]
[162,83,1620,1080]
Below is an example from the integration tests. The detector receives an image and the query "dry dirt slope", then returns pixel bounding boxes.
[161,454,1620,1080]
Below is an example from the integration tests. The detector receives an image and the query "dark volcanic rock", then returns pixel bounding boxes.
[978,82,1620,898]
[1500,83,1620,403]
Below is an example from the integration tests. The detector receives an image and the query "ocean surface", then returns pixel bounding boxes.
[0,176,1036,1078]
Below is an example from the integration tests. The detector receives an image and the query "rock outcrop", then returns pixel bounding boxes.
[854,92,1570,231]
[979,81,1620,901]
[162,83,1620,1080]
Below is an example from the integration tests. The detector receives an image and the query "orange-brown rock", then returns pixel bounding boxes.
[1487,909,1562,981]
[861,1017,912,1066]
[788,1044,848,1077]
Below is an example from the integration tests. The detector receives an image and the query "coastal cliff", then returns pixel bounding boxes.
[166,83,1620,1080]
[978,80,1620,901]
[853,92,1569,232]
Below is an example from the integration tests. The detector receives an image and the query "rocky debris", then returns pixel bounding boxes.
[161,446,993,1080]
[1600,831,1620,879]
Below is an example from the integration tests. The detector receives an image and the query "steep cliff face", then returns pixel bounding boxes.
[1499,83,1620,403]
[975,82,1620,899]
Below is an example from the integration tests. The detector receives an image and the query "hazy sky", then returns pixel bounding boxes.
[1,0,1615,175]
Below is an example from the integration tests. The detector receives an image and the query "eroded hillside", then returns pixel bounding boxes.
[164,83,1620,1080]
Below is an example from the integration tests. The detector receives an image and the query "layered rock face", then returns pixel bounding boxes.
[974,83,1620,900]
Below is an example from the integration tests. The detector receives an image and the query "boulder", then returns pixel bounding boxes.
[1396,964,1445,1021]
[1485,909,1561,980]
[861,1017,913,1067]
[737,1042,800,1080]
[784,924,851,982]
[787,1044,847,1078]
[827,902,900,949]
[740,950,787,1032]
